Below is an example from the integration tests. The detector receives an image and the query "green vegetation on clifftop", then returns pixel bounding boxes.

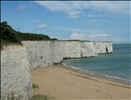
[1,21,22,46]
[17,32,51,41]
[1,21,56,49]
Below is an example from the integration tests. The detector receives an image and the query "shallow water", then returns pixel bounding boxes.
[64,44,131,84]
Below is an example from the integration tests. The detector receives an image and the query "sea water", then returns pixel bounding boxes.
[64,44,131,84]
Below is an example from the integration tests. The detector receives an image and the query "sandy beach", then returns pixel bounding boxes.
[32,65,131,100]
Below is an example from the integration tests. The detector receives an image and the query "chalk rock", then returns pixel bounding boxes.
[1,45,32,100]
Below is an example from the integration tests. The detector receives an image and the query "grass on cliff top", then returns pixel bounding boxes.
[62,39,90,42]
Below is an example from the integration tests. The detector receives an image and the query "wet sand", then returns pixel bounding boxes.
[32,65,131,100]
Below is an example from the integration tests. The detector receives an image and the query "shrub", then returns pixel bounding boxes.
[32,83,39,89]
[33,94,51,100]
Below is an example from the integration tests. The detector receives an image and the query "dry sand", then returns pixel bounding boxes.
[32,65,131,100]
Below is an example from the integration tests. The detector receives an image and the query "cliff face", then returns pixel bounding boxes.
[64,41,81,58]
[22,41,64,70]
[63,41,113,58]
[93,42,113,54]
[63,41,97,58]
[1,45,32,100]
[22,41,53,69]
[23,41,113,69]
[50,41,64,64]
[81,42,97,57]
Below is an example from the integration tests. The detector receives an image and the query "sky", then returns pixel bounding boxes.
[1,1,131,44]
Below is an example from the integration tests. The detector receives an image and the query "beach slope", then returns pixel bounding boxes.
[32,66,131,100]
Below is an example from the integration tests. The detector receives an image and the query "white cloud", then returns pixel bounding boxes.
[88,19,107,23]
[34,1,130,18]
[83,14,102,18]
[53,26,129,43]
[88,33,109,38]
[18,5,27,10]
[38,24,47,29]
[66,11,82,18]
[70,33,87,40]
[70,33,127,43]
[54,26,101,33]
[34,20,43,23]
[70,33,109,40]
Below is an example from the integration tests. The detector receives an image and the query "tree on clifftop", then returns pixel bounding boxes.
[1,21,21,44]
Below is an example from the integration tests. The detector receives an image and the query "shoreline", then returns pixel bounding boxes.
[32,65,131,100]
[61,63,131,85]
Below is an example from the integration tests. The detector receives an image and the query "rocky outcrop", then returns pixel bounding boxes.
[93,42,113,54]
[1,45,32,100]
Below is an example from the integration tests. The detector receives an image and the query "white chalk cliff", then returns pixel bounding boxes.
[93,42,113,54]
[22,41,113,69]
[1,45,32,100]
[22,41,64,70]
[1,40,113,99]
